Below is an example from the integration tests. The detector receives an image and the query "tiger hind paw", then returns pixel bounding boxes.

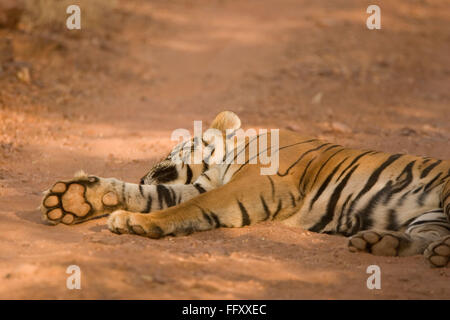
[424,235,450,268]
[348,230,410,256]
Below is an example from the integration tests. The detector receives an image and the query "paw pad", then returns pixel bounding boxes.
[61,184,91,217]
[51,182,66,193]
[424,236,450,268]
[349,231,402,256]
[102,191,118,206]
[47,208,63,220]
[44,196,59,207]
[41,181,94,225]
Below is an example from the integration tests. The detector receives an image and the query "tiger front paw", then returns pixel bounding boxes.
[107,210,165,239]
[40,171,123,225]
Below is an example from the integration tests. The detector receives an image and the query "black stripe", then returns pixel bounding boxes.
[272,200,283,220]
[310,149,345,188]
[289,192,296,207]
[201,209,213,226]
[358,183,407,229]
[346,154,403,216]
[169,187,177,205]
[424,172,443,191]
[202,161,209,172]
[397,190,411,206]
[348,214,361,235]
[142,195,152,213]
[336,151,374,182]
[386,209,398,230]
[442,191,450,205]
[223,164,233,178]
[185,165,193,184]
[357,162,415,230]
[122,183,128,210]
[357,153,404,197]
[138,184,144,197]
[309,164,358,233]
[297,157,315,197]
[408,219,449,228]
[421,209,446,214]
[401,216,418,228]
[156,185,175,209]
[237,201,251,226]
[418,172,443,205]
[413,186,423,194]
[420,160,441,179]
[323,144,341,152]
[277,143,332,177]
[382,160,416,205]
[336,193,352,234]
[260,195,271,220]
[210,212,222,227]
[308,157,349,210]
[193,183,207,194]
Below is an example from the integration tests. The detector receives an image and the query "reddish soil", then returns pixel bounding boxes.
[0,0,449,299]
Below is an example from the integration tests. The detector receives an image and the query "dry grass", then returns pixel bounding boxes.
[21,0,117,33]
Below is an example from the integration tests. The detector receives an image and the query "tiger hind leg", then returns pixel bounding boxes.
[348,210,449,267]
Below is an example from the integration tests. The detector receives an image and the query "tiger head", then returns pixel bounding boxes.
[139,111,241,185]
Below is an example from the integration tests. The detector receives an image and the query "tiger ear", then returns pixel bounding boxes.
[209,111,241,133]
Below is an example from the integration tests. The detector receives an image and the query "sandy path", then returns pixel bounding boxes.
[0,0,449,299]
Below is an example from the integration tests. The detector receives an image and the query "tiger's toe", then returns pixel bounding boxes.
[424,235,450,268]
[348,230,404,256]
[107,210,131,234]
[107,211,164,239]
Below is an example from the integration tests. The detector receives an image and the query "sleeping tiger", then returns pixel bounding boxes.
[40,111,450,267]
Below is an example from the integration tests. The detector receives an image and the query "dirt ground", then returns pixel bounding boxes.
[0,0,449,299]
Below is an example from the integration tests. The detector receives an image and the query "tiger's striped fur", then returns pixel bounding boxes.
[40,111,450,267]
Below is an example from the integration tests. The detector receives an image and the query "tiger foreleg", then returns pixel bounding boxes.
[107,174,298,238]
[40,172,211,225]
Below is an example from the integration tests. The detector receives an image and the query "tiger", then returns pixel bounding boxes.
[40,111,450,267]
